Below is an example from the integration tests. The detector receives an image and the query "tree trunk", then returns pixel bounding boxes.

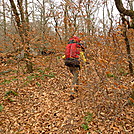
[114,0,134,28]
[86,0,91,35]
[2,0,7,49]
[114,0,133,75]
[64,2,68,43]
[9,0,33,73]
[102,4,106,37]
[123,27,133,75]
[26,60,33,73]
[114,0,134,18]
[9,0,25,44]
[121,15,133,75]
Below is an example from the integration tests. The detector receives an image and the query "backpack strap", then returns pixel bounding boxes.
[68,40,76,44]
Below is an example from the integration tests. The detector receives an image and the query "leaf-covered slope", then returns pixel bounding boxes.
[0,55,133,134]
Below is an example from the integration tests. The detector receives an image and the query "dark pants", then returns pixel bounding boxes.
[69,66,79,85]
[65,58,80,85]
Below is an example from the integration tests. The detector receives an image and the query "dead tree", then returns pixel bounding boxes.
[114,0,134,75]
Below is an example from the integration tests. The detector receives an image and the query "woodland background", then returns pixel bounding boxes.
[0,0,134,133]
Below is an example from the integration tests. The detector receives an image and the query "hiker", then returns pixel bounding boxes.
[63,36,87,86]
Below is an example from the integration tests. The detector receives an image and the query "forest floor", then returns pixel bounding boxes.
[0,54,134,134]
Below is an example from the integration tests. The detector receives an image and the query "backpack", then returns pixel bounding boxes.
[64,43,81,68]
[65,43,80,59]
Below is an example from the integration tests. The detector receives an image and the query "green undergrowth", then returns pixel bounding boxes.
[4,90,18,102]
[0,68,55,87]
[0,104,3,112]
[81,112,93,131]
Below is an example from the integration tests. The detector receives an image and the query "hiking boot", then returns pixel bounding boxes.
[70,91,75,94]
[70,88,78,93]
[69,95,75,100]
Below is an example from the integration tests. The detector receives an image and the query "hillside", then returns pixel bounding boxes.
[0,53,133,134]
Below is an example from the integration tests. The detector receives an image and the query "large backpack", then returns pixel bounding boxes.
[65,43,80,59]
[64,43,81,68]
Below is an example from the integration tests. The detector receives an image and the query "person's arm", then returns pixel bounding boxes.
[80,52,86,62]
[62,55,65,59]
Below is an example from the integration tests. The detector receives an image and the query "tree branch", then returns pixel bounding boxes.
[114,0,134,19]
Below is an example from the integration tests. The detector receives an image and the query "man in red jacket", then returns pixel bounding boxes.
[63,36,86,88]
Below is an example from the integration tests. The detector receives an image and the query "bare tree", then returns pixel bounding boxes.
[9,0,33,73]
[106,0,114,36]
[114,0,133,75]
[2,0,7,46]
[80,0,100,36]
[9,0,25,44]
[64,1,68,42]
[114,0,134,28]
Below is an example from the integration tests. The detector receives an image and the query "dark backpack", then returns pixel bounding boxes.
[64,58,80,68]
